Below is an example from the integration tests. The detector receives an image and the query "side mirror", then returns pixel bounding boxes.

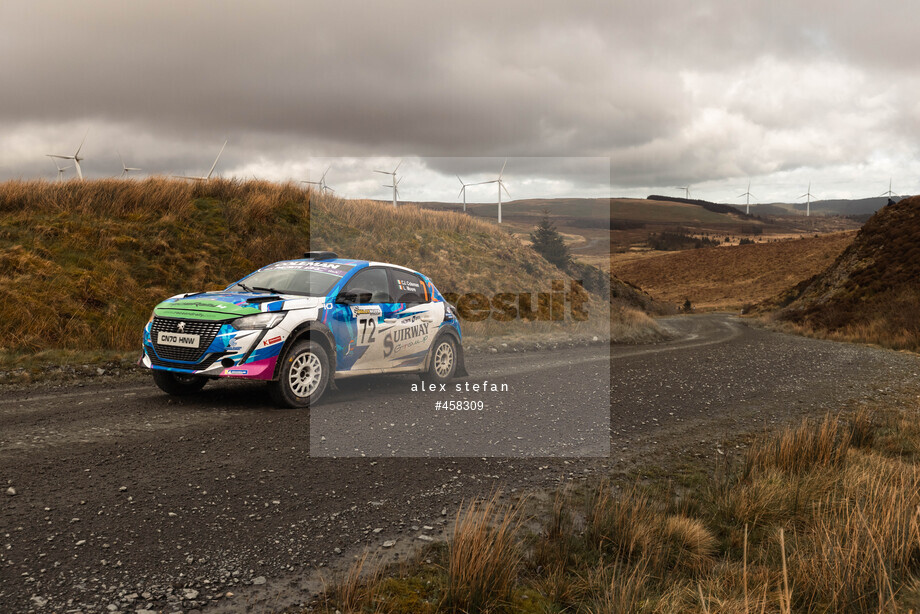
[336,291,359,305]
[337,290,373,304]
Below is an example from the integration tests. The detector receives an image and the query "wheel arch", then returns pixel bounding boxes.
[272,321,337,384]
[423,326,467,377]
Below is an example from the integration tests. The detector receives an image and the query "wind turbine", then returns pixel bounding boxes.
[302,167,333,193]
[675,185,691,199]
[799,182,815,217]
[880,178,898,205]
[173,140,227,181]
[738,181,755,214]
[457,175,472,212]
[374,161,402,207]
[476,159,510,224]
[47,133,87,180]
[48,156,72,182]
[118,151,141,178]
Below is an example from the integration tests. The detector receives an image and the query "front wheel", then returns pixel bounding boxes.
[152,370,208,396]
[268,340,330,408]
[426,336,457,383]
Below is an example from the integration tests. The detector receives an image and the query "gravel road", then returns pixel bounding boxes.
[2,314,918,613]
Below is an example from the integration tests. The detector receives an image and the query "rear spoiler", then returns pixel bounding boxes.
[302,251,338,260]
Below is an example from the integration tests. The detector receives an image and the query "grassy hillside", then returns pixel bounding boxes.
[316,408,920,613]
[0,179,647,359]
[768,195,920,350]
[614,232,855,310]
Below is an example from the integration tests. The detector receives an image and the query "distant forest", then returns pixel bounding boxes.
[647,195,756,218]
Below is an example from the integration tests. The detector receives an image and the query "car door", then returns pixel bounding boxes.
[331,266,393,372]
[379,267,444,369]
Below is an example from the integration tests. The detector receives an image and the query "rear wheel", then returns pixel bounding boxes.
[268,340,330,408]
[152,370,207,396]
[426,336,457,383]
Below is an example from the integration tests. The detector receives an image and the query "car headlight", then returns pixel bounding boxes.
[231,312,286,330]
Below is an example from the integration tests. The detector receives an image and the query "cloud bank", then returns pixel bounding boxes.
[1,1,918,202]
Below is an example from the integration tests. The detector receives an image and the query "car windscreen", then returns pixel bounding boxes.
[228,268,344,297]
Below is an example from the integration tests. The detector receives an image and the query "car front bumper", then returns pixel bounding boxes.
[142,320,286,381]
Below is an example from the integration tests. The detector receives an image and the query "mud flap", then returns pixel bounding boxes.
[454,343,469,377]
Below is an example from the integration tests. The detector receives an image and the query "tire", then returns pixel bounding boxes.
[268,340,330,408]
[425,336,457,383]
[152,370,208,396]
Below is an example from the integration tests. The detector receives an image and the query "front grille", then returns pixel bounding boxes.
[150,317,225,363]
[148,350,229,371]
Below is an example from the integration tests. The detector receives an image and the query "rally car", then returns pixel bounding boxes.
[141,252,466,407]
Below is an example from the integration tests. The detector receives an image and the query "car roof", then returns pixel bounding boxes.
[284,257,423,276]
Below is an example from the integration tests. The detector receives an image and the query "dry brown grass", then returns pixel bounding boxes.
[586,481,717,578]
[730,412,920,613]
[0,178,316,353]
[767,312,920,353]
[610,305,665,343]
[769,196,920,352]
[0,178,649,359]
[742,414,851,477]
[310,196,566,300]
[613,232,855,310]
[585,481,658,563]
[578,560,651,614]
[321,551,386,613]
[445,493,526,613]
[785,450,920,612]
[311,406,920,613]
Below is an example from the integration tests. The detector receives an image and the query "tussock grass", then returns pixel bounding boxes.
[586,481,716,578]
[444,493,525,613]
[767,313,920,353]
[320,551,385,613]
[314,406,920,613]
[742,414,851,477]
[610,306,665,343]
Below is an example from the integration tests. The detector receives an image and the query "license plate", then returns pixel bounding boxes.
[157,331,201,348]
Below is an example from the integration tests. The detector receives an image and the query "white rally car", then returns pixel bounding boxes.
[141,252,466,407]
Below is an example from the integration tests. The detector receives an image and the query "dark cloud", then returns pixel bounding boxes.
[1,1,919,200]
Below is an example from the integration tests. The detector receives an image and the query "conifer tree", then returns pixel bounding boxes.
[530,211,571,268]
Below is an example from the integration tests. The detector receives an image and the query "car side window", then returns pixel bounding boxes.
[339,268,392,304]
[389,269,428,304]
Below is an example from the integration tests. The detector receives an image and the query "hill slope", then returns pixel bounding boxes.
[0,179,653,355]
[769,196,920,350]
[771,196,905,216]
[615,232,855,310]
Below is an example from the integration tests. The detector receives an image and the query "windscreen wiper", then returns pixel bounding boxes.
[237,282,255,293]
[251,286,286,295]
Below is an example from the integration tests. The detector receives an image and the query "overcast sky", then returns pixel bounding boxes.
[1,1,918,203]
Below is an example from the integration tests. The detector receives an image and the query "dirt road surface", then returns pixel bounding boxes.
[2,314,918,613]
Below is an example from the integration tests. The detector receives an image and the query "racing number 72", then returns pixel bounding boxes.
[359,316,376,344]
